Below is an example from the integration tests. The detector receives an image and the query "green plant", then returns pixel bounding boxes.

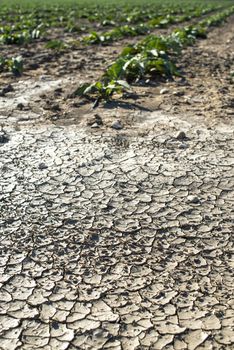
[9,56,23,75]
[0,55,23,75]
[74,79,130,106]
[45,39,67,50]
[0,56,6,71]
[0,27,41,45]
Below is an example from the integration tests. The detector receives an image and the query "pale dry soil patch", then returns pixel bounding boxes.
[0,17,234,350]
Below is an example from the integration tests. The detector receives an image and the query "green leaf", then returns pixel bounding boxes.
[94,81,103,91]
[104,57,126,80]
[74,83,91,96]
[116,80,131,89]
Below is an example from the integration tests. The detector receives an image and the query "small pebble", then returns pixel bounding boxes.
[91,122,100,128]
[51,104,61,112]
[94,114,103,125]
[39,75,51,81]
[0,131,9,144]
[111,120,123,130]
[173,91,185,96]
[0,84,14,96]
[17,103,25,110]
[187,195,200,204]
[51,115,59,121]
[160,88,169,95]
[38,163,48,170]
[87,114,103,127]
[176,131,187,140]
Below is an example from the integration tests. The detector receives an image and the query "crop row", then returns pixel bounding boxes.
[0,5,230,79]
[0,5,200,41]
[81,6,219,45]
[44,5,220,51]
[0,4,221,77]
[0,3,220,31]
[0,4,221,46]
[75,6,234,105]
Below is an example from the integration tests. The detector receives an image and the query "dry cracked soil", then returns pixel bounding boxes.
[0,15,234,350]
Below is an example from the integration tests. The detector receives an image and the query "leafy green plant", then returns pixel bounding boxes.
[0,55,23,76]
[74,80,130,102]
[65,22,86,33]
[0,27,41,45]
[82,31,112,44]
[104,49,179,83]
[45,39,67,50]
[171,26,207,47]
[9,56,23,76]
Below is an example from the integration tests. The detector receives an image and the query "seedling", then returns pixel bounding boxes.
[45,40,67,50]
[9,56,23,76]
[0,56,23,76]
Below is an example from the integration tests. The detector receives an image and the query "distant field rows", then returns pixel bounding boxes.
[0,2,225,78]
[0,1,233,92]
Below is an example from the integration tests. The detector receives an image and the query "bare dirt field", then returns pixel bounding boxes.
[0,14,234,350]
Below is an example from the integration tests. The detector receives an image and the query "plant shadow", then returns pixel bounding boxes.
[102,99,152,112]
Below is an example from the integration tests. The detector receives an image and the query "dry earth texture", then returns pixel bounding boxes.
[0,8,234,350]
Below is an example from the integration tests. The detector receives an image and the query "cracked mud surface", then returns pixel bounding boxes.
[0,16,234,350]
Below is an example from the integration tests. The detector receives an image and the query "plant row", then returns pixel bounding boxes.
[74,6,234,104]
[0,5,194,44]
[44,6,219,51]
[81,6,218,45]
[0,4,221,46]
[0,3,219,32]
